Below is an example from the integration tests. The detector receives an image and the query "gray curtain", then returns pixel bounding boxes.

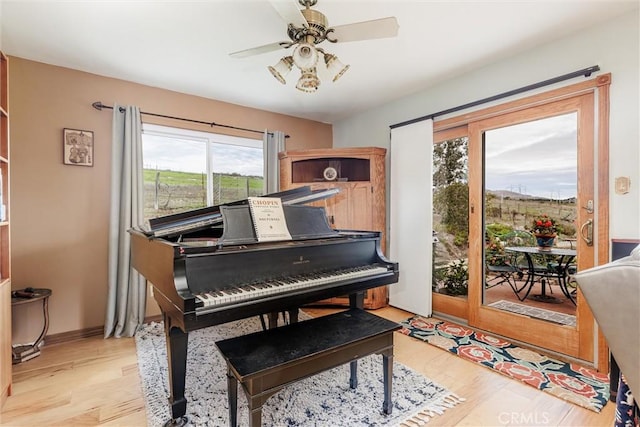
[104,104,146,338]
[263,130,286,194]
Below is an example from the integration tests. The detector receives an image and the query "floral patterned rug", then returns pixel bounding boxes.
[400,316,609,412]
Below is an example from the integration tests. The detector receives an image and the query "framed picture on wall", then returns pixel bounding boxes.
[63,128,94,167]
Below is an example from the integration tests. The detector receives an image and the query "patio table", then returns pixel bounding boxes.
[504,246,576,305]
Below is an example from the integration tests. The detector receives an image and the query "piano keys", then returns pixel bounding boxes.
[194,265,390,310]
[129,187,399,426]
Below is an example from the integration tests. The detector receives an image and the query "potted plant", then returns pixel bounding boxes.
[529,214,557,249]
[441,259,469,296]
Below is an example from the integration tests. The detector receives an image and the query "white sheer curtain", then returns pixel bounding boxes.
[104,104,146,338]
[263,130,286,194]
[389,119,434,317]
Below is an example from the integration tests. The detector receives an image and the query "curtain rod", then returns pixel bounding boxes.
[91,101,290,138]
[390,65,600,129]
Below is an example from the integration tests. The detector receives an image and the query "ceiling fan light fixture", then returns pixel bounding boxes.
[268,56,293,84]
[292,42,319,70]
[233,0,398,93]
[323,52,350,82]
[296,68,320,93]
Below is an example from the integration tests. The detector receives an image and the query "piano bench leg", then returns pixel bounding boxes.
[382,351,394,415]
[349,360,358,389]
[249,407,263,427]
[227,370,238,427]
[163,416,188,427]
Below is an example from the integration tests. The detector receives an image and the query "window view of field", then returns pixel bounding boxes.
[141,127,264,223]
[143,170,263,220]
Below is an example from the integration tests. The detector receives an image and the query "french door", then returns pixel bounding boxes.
[468,93,596,361]
[431,74,611,366]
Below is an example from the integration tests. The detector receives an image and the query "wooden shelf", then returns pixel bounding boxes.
[0,50,10,410]
[291,157,371,183]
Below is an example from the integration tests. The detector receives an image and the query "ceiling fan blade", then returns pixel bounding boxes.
[268,0,308,28]
[230,41,289,58]
[330,17,399,43]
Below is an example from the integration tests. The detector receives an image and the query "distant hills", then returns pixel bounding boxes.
[487,189,576,203]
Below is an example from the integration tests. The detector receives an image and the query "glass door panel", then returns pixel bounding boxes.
[432,136,469,300]
[483,113,578,322]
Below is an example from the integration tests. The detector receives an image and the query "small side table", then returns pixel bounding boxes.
[11,288,52,364]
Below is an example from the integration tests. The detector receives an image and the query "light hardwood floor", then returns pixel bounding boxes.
[0,306,614,426]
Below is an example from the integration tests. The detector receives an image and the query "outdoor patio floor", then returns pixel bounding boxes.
[484,276,577,316]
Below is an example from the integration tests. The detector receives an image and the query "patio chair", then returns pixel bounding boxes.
[485,236,526,297]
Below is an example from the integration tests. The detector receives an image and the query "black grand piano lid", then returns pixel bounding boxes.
[143,186,339,239]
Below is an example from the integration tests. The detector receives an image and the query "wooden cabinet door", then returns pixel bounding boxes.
[309,183,349,229]
[348,183,373,231]
[309,183,372,231]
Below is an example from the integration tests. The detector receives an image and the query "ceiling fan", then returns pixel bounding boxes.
[230,0,399,93]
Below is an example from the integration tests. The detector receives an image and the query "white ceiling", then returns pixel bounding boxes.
[1,0,638,124]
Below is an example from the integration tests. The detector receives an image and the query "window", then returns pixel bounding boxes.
[141,124,264,222]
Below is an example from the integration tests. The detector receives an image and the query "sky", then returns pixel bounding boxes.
[484,112,577,200]
[142,134,264,176]
[142,112,578,197]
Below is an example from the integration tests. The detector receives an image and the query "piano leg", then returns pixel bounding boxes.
[163,313,189,427]
[267,312,279,329]
[349,291,365,309]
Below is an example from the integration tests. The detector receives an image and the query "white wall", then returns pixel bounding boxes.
[333,10,639,241]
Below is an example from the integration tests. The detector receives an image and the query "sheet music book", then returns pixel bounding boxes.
[247,197,292,242]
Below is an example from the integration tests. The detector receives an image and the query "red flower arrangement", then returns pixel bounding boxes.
[530,214,557,236]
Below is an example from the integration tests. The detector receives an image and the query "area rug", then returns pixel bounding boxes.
[135,314,464,426]
[400,316,609,413]
[488,299,576,327]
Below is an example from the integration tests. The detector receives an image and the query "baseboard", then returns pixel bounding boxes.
[42,314,164,346]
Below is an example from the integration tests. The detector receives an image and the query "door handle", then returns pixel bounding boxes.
[580,218,593,246]
[582,199,594,214]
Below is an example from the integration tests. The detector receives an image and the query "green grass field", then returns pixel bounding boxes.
[143,169,263,219]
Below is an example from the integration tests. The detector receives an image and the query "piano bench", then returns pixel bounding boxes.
[215,308,401,427]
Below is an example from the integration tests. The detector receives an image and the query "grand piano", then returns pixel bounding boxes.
[129,187,399,426]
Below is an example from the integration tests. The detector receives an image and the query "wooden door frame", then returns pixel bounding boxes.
[468,93,593,360]
[432,74,611,370]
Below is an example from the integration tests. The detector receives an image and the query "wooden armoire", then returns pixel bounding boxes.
[279,147,388,309]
